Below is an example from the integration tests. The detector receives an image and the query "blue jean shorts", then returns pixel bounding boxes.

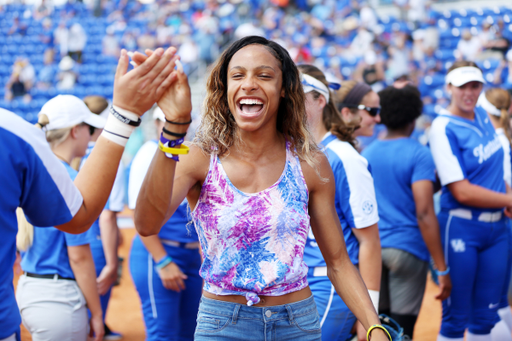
[194,295,322,341]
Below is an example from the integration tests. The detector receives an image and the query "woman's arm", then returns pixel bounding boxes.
[412,180,451,300]
[303,154,388,341]
[352,224,382,341]
[68,244,104,341]
[97,210,119,295]
[138,234,188,292]
[134,61,209,236]
[57,48,179,234]
[447,179,512,209]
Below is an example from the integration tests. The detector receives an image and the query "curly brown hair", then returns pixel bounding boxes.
[194,36,319,169]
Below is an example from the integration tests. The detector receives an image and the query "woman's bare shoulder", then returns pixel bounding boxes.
[300,150,334,194]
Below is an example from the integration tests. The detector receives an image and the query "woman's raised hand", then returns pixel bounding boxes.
[130,48,192,123]
[113,47,180,116]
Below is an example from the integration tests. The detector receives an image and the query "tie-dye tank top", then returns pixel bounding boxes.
[191,142,311,306]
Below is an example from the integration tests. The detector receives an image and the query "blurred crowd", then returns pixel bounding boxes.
[1,0,512,124]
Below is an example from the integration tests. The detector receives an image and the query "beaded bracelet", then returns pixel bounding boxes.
[155,255,173,271]
[434,266,450,276]
[367,325,392,341]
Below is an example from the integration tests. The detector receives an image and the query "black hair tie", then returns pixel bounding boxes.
[162,126,187,138]
[165,118,192,125]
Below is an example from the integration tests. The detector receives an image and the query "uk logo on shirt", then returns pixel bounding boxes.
[362,201,374,215]
[451,239,466,253]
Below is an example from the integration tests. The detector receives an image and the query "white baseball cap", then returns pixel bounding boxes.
[40,95,106,131]
[153,106,166,122]
[445,66,486,87]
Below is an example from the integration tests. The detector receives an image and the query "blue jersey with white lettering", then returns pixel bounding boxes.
[21,161,96,279]
[128,141,197,243]
[0,109,82,339]
[303,133,379,268]
[362,138,436,262]
[429,107,505,213]
[80,142,125,240]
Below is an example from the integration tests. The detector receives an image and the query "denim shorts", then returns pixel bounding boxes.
[194,295,322,341]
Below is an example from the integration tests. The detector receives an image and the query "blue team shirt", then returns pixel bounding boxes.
[0,109,83,339]
[128,140,197,243]
[80,142,125,241]
[21,161,96,279]
[303,133,379,268]
[429,107,505,213]
[362,138,436,262]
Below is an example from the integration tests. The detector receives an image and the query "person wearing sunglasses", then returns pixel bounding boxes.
[16,95,107,341]
[335,84,382,147]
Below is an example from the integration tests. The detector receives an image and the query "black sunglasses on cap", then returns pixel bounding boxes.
[351,104,381,117]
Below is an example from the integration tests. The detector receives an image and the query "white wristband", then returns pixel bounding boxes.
[101,111,136,146]
[368,290,380,313]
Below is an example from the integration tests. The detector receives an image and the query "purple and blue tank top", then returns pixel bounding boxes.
[191,142,311,305]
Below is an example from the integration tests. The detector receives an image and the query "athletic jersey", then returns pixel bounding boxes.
[304,133,379,268]
[21,161,96,279]
[80,142,125,240]
[0,109,82,339]
[496,128,512,187]
[128,140,197,243]
[429,106,506,213]
[191,142,310,304]
[362,138,436,262]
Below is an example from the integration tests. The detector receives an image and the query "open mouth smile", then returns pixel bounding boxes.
[237,97,265,117]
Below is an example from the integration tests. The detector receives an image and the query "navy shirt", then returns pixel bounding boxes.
[0,109,82,339]
[429,107,505,213]
[363,138,436,261]
[304,133,379,268]
[21,161,96,279]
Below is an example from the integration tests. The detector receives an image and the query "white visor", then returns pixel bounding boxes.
[445,66,485,87]
[477,92,501,117]
[301,73,330,102]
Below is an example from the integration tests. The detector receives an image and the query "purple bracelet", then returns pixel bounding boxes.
[159,133,184,161]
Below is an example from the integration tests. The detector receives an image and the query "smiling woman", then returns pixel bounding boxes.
[134,36,390,341]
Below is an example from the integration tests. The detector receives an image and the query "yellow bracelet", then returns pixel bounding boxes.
[158,141,190,155]
[367,324,392,341]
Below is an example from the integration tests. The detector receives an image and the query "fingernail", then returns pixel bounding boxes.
[156,48,164,56]
[176,59,184,74]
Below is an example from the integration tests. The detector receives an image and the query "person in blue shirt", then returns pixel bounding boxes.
[16,95,106,341]
[429,61,512,341]
[0,47,181,341]
[299,65,382,341]
[80,95,125,341]
[477,88,512,341]
[362,85,451,338]
[128,106,202,341]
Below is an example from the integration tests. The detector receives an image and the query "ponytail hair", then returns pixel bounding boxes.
[16,208,34,251]
[298,65,358,147]
[36,113,73,147]
[35,114,49,129]
[485,88,512,145]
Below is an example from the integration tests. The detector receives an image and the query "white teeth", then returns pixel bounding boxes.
[239,99,263,105]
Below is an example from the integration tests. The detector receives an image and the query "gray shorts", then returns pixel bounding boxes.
[16,274,88,341]
[379,248,428,315]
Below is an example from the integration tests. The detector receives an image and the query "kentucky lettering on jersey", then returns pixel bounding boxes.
[473,135,502,164]
[429,106,505,214]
